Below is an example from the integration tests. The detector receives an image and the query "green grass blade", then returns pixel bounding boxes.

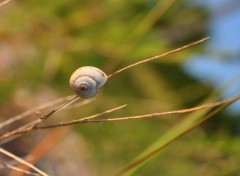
[116,97,238,176]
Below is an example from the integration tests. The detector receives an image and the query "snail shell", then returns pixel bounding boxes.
[69,66,107,98]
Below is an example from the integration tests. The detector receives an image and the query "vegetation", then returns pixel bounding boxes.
[0,0,239,175]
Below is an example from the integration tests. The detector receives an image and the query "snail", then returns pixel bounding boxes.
[69,66,107,98]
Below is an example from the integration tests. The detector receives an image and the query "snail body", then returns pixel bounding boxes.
[69,66,107,98]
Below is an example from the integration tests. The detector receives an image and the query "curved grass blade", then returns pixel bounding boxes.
[116,96,238,176]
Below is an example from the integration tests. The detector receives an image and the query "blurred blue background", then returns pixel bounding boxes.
[183,0,240,114]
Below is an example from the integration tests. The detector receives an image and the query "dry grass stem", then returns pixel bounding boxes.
[86,95,240,122]
[0,37,209,142]
[0,0,11,7]
[0,104,127,141]
[115,101,234,176]
[0,120,42,142]
[107,37,209,79]
[1,163,40,176]
[104,0,176,71]
[39,95,79,120]
[0,148,48,176]
[0,96,93,142]
[35,104,127,129]
[0,97,84,141]
[9,127,71,176]
[36,95,240,129]
[64,98,95,109]
[0,95,75,129]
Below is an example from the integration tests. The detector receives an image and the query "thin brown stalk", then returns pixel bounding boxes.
[87,95,240,122]
[64,98,95,109]
[107,37,209,79]
[0,105,127,141]
[0,95,82,142]
[0,119,42,142]
[0,148,48,176]
[35,104,128,129]
[35,95,240,129]
[0,97,79,141]
[39,95,79,120]
[0,37,209,142]
[115,102,234,176]
[0,0,11,7]
[104,0,176,72]
[0,95,75,129]
[1,163,39,176]
[10,127,71,176]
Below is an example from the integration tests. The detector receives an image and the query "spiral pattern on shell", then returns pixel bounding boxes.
[69,66,107,98]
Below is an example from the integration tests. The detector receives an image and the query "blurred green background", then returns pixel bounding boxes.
[0,0,240,175]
